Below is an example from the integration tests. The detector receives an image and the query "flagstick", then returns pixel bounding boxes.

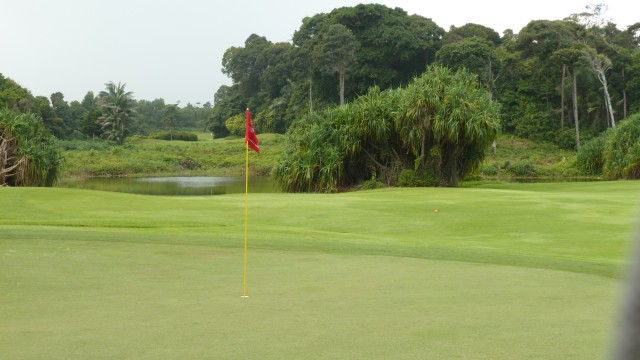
[242,141,249,298]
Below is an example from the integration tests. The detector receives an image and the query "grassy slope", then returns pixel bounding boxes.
[2,182,640,359]
[59,133,286,178]
[478,134,580,178]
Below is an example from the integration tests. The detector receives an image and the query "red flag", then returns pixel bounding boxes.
[245,108,260,154]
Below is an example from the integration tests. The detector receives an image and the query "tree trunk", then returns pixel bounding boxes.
[590,51,616,128]
[442,143,458,187]
[624,88,627,120]
[572,67,580,151]
[339,70,345,106]
[309,78,313,113]
[561,65,566,131]
[601,74,616,128]
[623,68,627,120]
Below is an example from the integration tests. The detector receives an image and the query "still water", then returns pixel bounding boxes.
[62,176,279,196]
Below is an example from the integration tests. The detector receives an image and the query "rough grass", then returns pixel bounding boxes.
[59,133,579,183]
[479,134,582,179]
[2,181,640,359]
[59,132,286,178]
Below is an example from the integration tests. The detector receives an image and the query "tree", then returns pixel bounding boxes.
[97,82,135,144]
[208,85,240,138]
[221,34,272,104]
[162,104,179,140]
[585,48,616,128]
[551,46,586,150]
[396,65,501,186]
[435,36,500,93]
[0,110,61,186]
[509,20,587,147]
[442,23,501,46]
[0,73,34,113]
[50,92,70,127]
[273,65,500,191]
[313,24,359,105]
[294,4,444,104]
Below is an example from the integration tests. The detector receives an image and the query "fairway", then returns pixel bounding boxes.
[2,181,640,359]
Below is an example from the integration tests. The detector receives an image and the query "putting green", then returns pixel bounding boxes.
[2,182,639,359]
[1,240,620,359]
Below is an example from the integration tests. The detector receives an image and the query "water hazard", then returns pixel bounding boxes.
[61,176,279,195]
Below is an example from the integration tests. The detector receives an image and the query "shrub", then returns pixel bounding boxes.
[396,169,439,187]
[179,157,201,170]
[554,128,577,150]
[362,176,384,190]
[1,110,62,186]
[480,163,499,176]
[603,114,640,179]
[148,131,198,141]
[576,131,610,175]
[507,161,537,177]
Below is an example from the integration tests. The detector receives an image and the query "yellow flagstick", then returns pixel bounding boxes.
[242,141,249,298]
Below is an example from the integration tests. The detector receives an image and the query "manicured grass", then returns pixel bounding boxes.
[2,181,640,358]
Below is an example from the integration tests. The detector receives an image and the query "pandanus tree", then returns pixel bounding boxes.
[396,65,501,186]
[97,82,135,144]
[0,110,61,186]
[272,65,500,191]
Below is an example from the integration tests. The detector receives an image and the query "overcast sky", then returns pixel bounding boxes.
[2,0,637,105]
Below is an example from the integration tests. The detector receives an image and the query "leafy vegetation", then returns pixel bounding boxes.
[147,131,198,141]
[0,110,61,186]
[273,66,500,191]
[603,114,640,179]
[479,134,579,180]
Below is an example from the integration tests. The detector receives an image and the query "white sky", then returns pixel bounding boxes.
[1,0,637,105]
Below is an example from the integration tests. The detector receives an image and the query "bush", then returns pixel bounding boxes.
[576,131,610,175]
[179,157,201,170]
[148,131,198,141]
[603,114,640,179]
[1,110,62,186]
[554,128,577,150]
[362,176,384,190]
[480,163,500,176]
[396,169,439,187]
[507,161,537,177]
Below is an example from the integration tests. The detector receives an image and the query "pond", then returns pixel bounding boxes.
[60,176,280,196]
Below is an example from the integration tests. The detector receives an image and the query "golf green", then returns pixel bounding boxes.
[2,181,640,358]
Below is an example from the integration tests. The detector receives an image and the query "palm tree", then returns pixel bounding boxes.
[97,82,135,144]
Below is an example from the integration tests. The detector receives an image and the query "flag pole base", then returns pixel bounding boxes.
[241,295,249,299]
